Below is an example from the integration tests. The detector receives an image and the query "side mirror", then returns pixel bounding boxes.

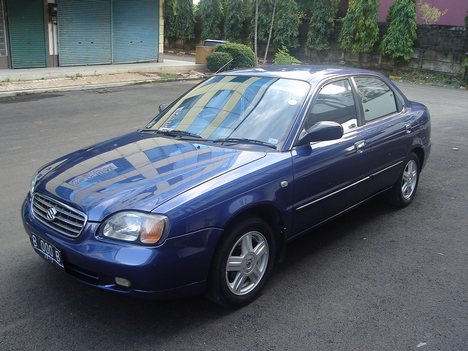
[159,103,169,112]
[295,121,344,147]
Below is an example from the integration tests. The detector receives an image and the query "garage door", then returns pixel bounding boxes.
[6,0,46,68]
[57,0,158,66]
[112,0,159,63]
[58,0,112,66]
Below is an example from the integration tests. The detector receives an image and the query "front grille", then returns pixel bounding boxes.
[32,193,87,238]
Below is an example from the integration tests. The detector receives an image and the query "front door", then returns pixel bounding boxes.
[291,78,370,236]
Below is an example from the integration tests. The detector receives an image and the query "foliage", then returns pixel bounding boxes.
[174,0,195,41]
[215,43,256,68]
[199,0,224,39]
[381,0,417,62]
[272,0,300,49]
[273,46,301,65]
[206,52,233,72]
[306,0,340,52]
[339,0,379,54]
[417,0,447,25]
[225,0,244,42]
[164,0,178,40]
[255,0,300,50]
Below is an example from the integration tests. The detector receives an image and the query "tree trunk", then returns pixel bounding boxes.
[263,0,277,64]
[254,0,259,64]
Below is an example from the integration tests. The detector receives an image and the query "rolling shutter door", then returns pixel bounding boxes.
[6,0,46,68]
[112,0,158,63]
[58,0,112,66]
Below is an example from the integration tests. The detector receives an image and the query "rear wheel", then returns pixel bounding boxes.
[388,153,420,207]
[208,217,276,307]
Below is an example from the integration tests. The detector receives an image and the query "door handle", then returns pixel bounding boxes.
[405,124,412,134]
[354,140,366,153]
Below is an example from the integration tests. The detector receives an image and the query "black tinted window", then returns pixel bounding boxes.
[354,77,398,122]
[305,79,358,133]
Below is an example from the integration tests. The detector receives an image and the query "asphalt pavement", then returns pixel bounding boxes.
[0,80,466,350]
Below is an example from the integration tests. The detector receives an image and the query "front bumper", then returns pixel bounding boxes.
[22,197,223,299]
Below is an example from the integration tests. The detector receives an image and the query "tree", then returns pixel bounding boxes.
[339,0,379,54]
[272,0,300,49]
[225,0,244,42]
[174,0,195,42]
[199,0,224,39]
[417,0,447,25]
[257,0,299,50]
[164,0,178,41]
[306,0,340,53]
[381,0,417,62]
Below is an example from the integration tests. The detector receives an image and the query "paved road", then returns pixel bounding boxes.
[0,81,466,351]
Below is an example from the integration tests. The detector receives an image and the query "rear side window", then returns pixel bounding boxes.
[354,77,398,122]
[305,79,358,133]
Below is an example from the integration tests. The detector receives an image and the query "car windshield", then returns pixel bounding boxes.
[145,75,310,149]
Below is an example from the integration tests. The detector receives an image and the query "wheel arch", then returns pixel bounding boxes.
[410,146,425,170]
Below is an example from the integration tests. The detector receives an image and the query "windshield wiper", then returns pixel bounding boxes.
[139,129,204,140]
[212,137,277,150]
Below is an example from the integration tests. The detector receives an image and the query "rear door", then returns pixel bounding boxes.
[351,76,413,196]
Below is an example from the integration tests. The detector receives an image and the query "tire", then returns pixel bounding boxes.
[388,152,420,208]
[207,217,276,308]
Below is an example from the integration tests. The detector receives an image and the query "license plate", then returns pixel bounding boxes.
[30,234,64,269]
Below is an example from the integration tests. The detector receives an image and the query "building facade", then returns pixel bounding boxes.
[0,0,164,69]
[380,0,468,26]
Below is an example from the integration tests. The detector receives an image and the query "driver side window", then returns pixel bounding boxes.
[304,79,358,133]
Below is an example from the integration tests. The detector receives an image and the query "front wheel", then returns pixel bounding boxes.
[388,153,420,207]
[208,217,276,307]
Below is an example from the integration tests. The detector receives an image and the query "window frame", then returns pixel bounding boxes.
[350,75,404,125]
[298,77,362,137]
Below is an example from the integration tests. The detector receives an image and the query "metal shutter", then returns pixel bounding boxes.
[6,0,46,68]
[58,0,112,66]
[112,0,158,63]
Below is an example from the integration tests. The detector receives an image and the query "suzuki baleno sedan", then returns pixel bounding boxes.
[22,67,431,307]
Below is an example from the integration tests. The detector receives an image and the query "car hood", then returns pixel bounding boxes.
[35,132,266,221]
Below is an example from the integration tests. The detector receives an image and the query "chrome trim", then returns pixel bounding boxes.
[370,161,403,178]
[296,176,370,211]
[32,193,87,238]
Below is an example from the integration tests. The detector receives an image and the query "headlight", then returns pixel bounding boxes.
[100,211,168,245]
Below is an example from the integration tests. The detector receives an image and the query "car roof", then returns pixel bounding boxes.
[219,65,383,83]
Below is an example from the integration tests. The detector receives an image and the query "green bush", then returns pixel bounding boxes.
[215,43,256,69]
[273,47,301,65]
[206,51,233,72]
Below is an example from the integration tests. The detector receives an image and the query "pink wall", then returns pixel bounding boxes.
[379,0,468,26]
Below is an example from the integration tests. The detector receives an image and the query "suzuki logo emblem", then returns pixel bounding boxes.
[46,207,58,222]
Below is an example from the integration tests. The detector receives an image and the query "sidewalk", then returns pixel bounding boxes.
[0,56,206,96]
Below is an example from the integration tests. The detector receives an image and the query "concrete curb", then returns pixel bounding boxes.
[0,77,205,98]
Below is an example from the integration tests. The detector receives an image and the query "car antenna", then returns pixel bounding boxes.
[215,59,234,74]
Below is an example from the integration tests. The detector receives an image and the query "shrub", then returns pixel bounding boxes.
[273,47,301,65]
[215,43,256,69]
[206,52,233,72]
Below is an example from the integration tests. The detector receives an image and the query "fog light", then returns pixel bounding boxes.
[115,277,131,288]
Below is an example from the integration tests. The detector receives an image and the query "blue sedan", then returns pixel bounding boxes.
[22,66,431,307]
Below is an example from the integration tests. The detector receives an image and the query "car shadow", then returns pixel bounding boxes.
[11,196,397,347]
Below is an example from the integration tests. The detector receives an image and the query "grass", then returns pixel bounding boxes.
[158,72,176,80]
